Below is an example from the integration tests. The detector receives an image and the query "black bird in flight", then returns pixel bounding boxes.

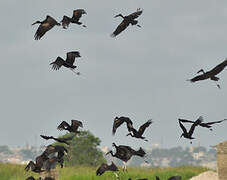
[32,15,60,40]
[188,58,227,88]
[96,162,118,176]
[179,117,227,131]
[61,9,87,29]
[40,135,75,145]
[57,119,83,134]
[179,116,203,143]
[111,8,143,37]
[126,119,152,141]
[50,51,81,75]
[112,116,132,135]
[106,143,146,171]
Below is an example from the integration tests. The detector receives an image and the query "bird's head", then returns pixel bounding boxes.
[114,116,119,121]
[112,142,116,147]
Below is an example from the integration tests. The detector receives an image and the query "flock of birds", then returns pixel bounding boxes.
[24,5,227,180]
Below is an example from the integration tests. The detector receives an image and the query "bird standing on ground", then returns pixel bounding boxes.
[32,15,60,40]
[179,118,227,131]
[179,116,203,143]
[25,153,48,173]
[57,119,83,134]
[61,9,87,29]
[126,119,152,141]
[188,58,227,88]
[50,51,81,75]
[111,8,143,37]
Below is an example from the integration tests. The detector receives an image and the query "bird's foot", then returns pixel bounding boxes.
[82,25,87,28]
[137,24,141,28]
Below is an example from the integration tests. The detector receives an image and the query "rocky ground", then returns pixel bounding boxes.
[189,171,219,180]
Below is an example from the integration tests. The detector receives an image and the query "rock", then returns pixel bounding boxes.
[189,171,219,180]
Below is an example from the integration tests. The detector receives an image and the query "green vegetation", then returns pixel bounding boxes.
[0,163,210,180]
[54,131,106,166]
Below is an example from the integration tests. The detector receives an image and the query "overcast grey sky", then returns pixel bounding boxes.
[0,0,226,149]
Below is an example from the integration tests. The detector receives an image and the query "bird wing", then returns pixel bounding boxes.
[124,118,134,132]
[128,9,143,19]
[72,9,86,20]
[40,135,54,140]
[66,51,81,65]
[111,20,130,37]
[138,119,152,135]
[71,120,83,131]
[112,117,127,135]
[96,163,108,176]
[178,118,195,123]
[25,161,35,171]
[209,59,227,75]
[61,15,71,29]
[205,119,227,125]
[50,57,65,70]
[188,116,203,136]
[179,120,188,134]
[34,16,58,40]
[57,121,71,131]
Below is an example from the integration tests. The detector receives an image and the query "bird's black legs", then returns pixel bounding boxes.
[82,24,87,28]
[137,24,141,28]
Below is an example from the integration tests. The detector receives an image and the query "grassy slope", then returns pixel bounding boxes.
[0,163,209,180]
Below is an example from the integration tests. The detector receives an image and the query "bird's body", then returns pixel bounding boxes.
[156,176,181,180]
[111,9,143,37]
[126,119,152,141]
[179,118,227,131]
[106,143,146,170]
[188,59,227,88]
[57,119,83,134]
[96,162,118,176]
[25,153,48,173]
[61,9,87,29]
[179,116,203,142]
[50,51,81,74]
[40,135,74,145]
[32,15,60,40]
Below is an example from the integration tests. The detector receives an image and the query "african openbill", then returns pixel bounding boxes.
[50,51,81,75]
[111,8,143,37]
[106,143,146,171]
[57,119,83,134]
[25,153,48,173]
[179,117,227,131]
[40,135,75,145]
[32,15,60,40]
[96,162,118,178]
[188,58,227,88]
[126,119,152,141]
[179,116,203,143]
[61,9,87,29]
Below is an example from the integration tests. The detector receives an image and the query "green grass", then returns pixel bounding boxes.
[0,163,210,180]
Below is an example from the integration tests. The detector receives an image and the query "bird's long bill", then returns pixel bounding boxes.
[31,21,38,26]
[105,151,110,155]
